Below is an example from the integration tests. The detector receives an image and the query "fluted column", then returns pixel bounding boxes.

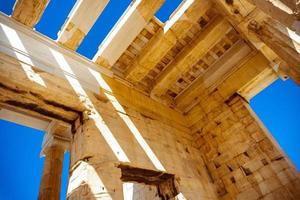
[38,144,64,200]
[38,122,71,200]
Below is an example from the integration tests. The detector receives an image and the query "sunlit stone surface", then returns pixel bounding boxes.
[0,0,299,199]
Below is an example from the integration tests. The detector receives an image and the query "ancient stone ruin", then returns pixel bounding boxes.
[0,0,299,199]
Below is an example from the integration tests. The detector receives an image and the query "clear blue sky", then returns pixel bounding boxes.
[0,0,299,199]
[250,79,300,170]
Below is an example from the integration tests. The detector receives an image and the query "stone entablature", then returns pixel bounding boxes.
[0,0,299,199]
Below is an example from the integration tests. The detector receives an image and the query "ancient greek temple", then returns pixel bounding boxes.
[0,0,299,199]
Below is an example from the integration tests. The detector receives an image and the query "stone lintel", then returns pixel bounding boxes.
[12,0,49,28]
[92,0,165,68]
[57,0,110,50]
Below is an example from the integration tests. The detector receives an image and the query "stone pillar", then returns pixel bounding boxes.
[38,122,71,200]
[67,116,123,199]
[38,144,64,200]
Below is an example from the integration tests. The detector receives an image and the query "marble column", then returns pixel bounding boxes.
[38,144,65,200]
[38,122,71,200]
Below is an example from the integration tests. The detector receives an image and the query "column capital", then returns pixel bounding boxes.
[41,121,71,157]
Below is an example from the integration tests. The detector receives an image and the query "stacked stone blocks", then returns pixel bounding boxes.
[190,91,300,200]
